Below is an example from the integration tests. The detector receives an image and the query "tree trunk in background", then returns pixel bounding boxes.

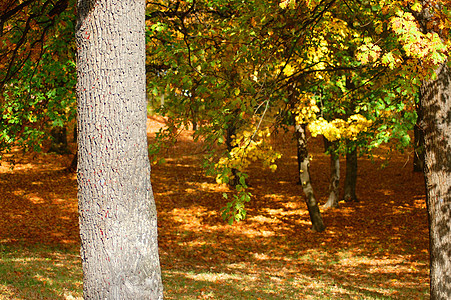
[414,103,425,172]
[48,126,69,154]
[76,0,163,298]
[323,138,340,208]
[344,146,358,202]
[295,123,326,232]
[190,94,198,131]
[226,123,238,186]
[65,150,78,173]
[65,124,78,173]
[419,61,451,300]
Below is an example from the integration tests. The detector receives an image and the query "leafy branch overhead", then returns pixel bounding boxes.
[145,0,449,222]
[1,0,76,155]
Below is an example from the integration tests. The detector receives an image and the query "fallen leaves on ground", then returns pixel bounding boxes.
[0,116,429,299]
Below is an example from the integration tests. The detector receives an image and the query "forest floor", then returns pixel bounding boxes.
[0,116,429,299]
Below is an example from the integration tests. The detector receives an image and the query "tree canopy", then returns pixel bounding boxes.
[1,0,451,296]
[144,0,449,219]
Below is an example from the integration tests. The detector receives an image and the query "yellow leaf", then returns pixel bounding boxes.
[283,64,295,77]
[411,2,422,12]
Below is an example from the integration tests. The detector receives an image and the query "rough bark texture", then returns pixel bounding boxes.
[420,62,451,300]
[344,147,358,202]
[295,124,326,232]
[76,0,163,298]
[323,138,340,208]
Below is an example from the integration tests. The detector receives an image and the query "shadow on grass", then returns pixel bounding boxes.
[161,253,428,299]
[0,244,82,299]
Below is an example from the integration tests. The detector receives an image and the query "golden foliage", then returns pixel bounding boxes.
[308,114,373,142]
[215,126,282,184]
[292,94,321,124]
[389,10,448,67]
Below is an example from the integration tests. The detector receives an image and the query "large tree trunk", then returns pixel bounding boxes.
[295,123,326,232]
[344,146,358,202]
[323,138,340,208]
[419,61,451,300]
[76,0,163,298]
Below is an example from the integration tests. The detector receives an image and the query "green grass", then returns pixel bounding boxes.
[161,259,429,300]
[0,244,82,300]
[0,244,429,299]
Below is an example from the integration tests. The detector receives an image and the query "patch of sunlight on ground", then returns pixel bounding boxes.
[377,189,394,196]
[169,207,217,230]
[187,240,207,247]
[34,273,54,286]
[248,214,282,224]
[183,271,244,282]
[64,293,82,300]
[165,265,402,299]
[196,181,229,192]
[252,252,271,260]
[414,196,427,209]
[280,201,301,209]
[12,189,26,197]
[28,194,46,204]
[237,227,275,238]
[0,285,15,299]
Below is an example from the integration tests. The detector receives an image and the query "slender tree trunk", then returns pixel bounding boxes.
[160,94,165,107]
[344,146,358,202]
[323,138,340,208]
[48,126,69,154]
[76,0,163,298]
[65,124,78,173]
[190,94,198,131]
[295,123,326,232]
[65,150,78,173]
[73,123,77,142]
[414,104,425,172]
[226,122,239,186]
[419,61,451,300]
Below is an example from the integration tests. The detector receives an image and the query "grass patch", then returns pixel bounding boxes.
[0,244,82,300]
[161,250,429,300]
[0,243,429,299]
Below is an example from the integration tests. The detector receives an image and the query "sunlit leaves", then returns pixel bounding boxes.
[308,114,373,142]
[356,41,382,65]
[146,0,451,223]
[215,126,282,186]
[292,93,320,124]
[390,10,448,68]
